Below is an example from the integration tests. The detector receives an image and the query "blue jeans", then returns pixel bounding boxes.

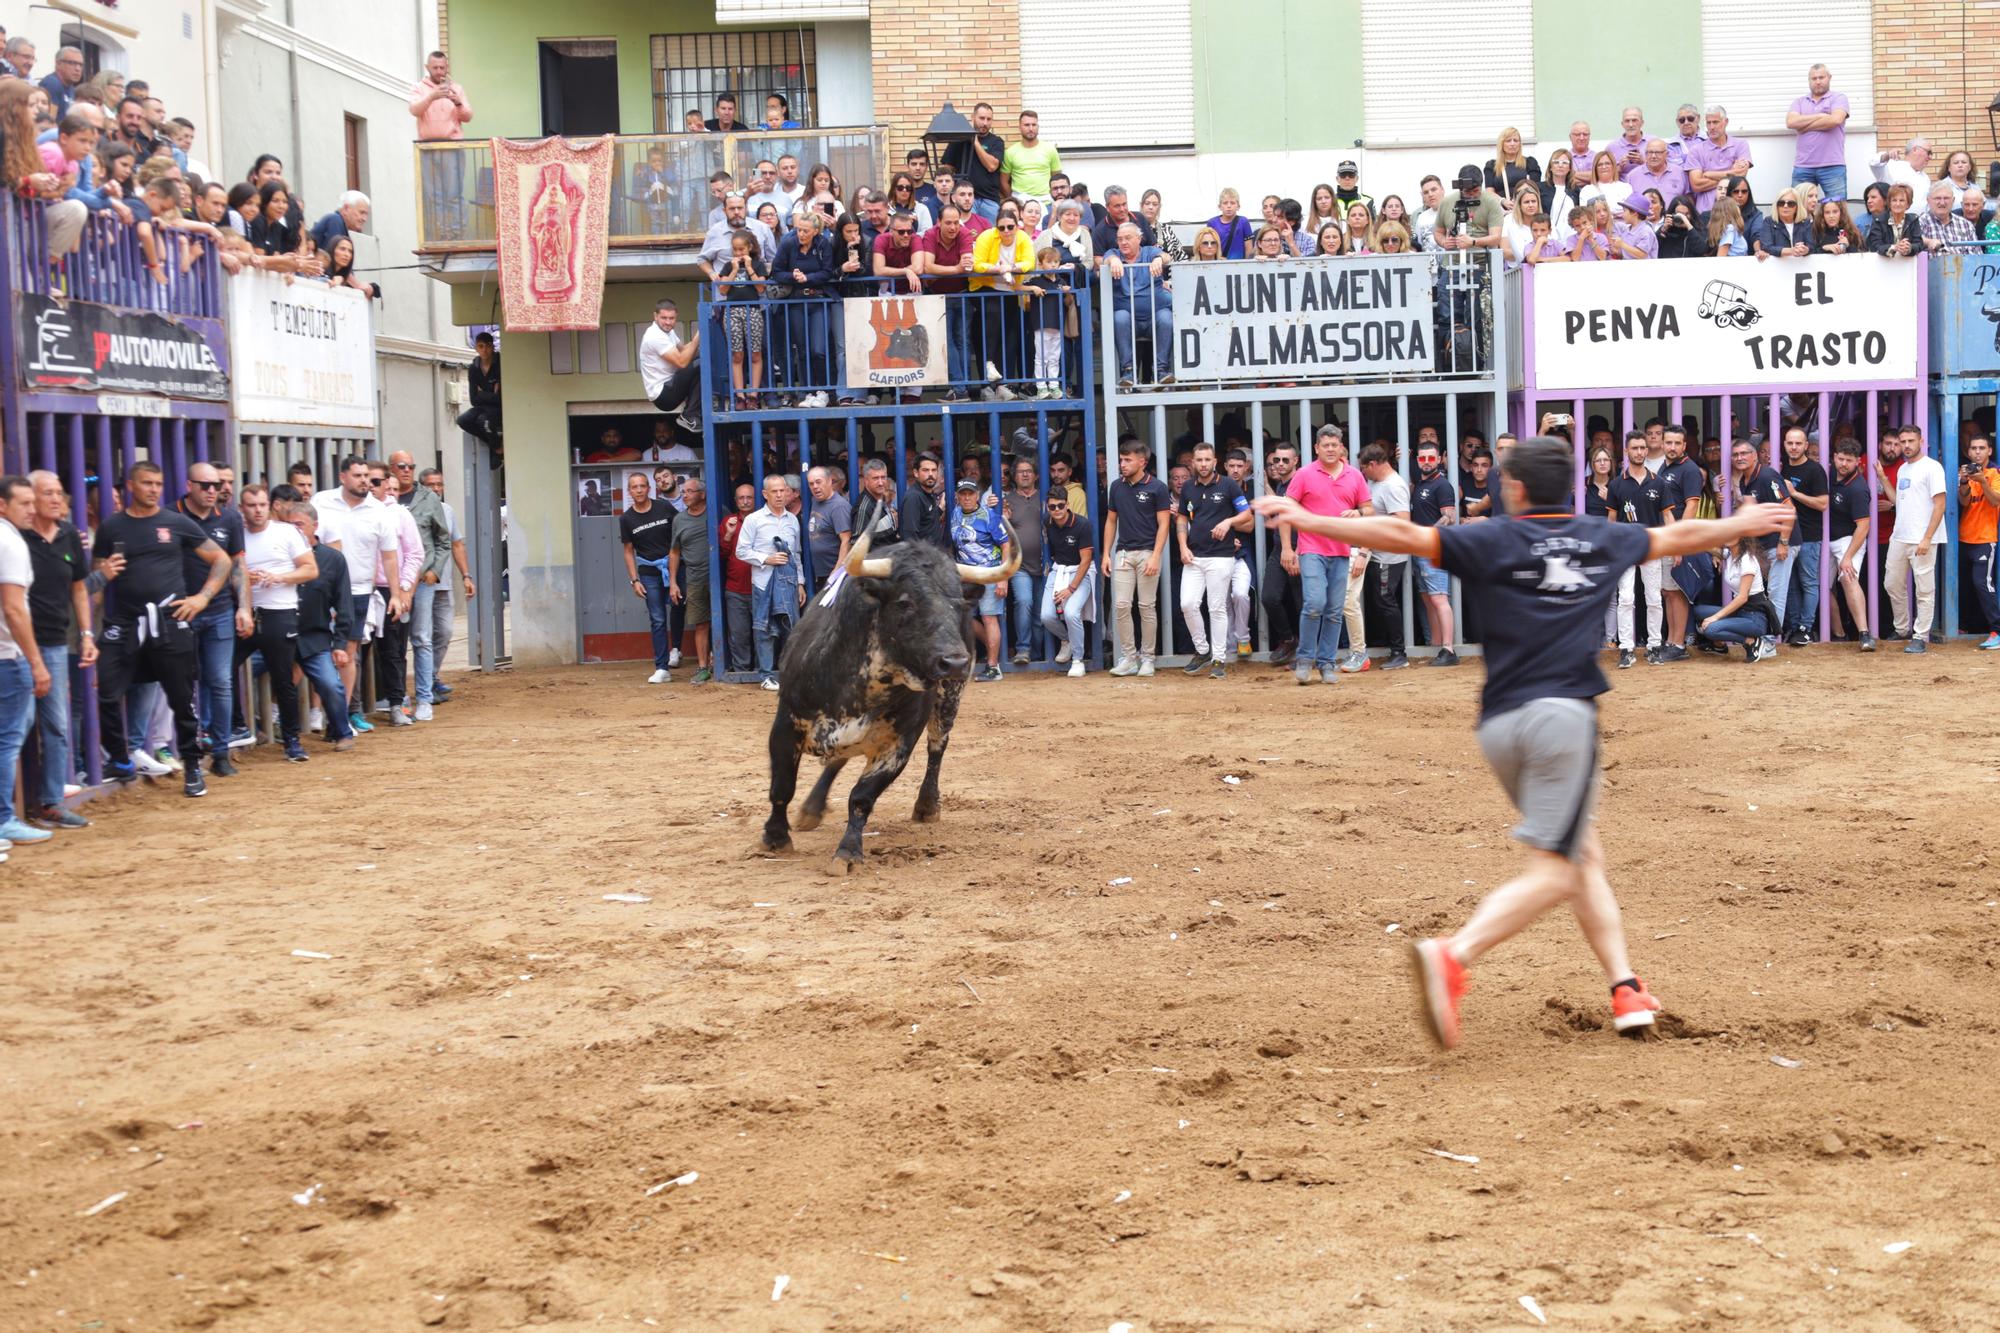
[32,644,69,809]
[944,301,973,385]
[411,580,451,702]
[298,649,354,740]
[1694,606,1767,644]
[636,567,673,669]
[1782,541,1821,636]
[1297,553,1351,671]
[0,656,33,826]
[1790,164,1848,202]
[971,198,1000,223]
[751,578,796,674]
[1764,545,1798,640]
[192,605,236,749]
[1112,300,1174,378]
[1008,570,1045,657]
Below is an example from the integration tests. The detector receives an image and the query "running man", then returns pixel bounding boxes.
[1254,437,1788,1047]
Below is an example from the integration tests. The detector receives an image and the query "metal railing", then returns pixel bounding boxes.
[414,126,890,252]
[8,197,223,318]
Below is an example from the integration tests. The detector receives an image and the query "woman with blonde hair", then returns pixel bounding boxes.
[1578,149,1631,215]
[1343,199,1376,255]
[1484,127,1540,203]
[1707,196,1750,257]
[1189,224,1224,263]
[1,81,87,256]
[1375,219,1412,254]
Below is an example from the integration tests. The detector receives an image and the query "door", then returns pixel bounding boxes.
[540,40,621,136]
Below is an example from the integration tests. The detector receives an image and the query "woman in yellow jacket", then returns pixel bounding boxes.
[970,213,1037,399]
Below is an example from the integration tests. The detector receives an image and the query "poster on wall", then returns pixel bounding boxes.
[1169,255,1436,381]
[1929,252,2000,376]
[227,269,377,428]
[493,134,616,334]
[15,292,228,399]
[844,294,948,390]
[1531,256,1921,392]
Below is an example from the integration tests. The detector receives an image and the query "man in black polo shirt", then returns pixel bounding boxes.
[94,461,233,797]
[896,452,952,554]
[1259,443,1302,664]
[281,500,357,750]
[1826,439,1876,651]
[1776,426,1828,645]
[1659,425,1705,655]
[1254,438,1788,1051]
[1101,438,1171,676]
[1410,441,1459,666]
[1175,442,1250,679]
[620,472,682,684]
[1040,487,1095,677]
[19,471,92,826]
[943,102,1005,222]
[1610,433,1674,668]
[175,460,249,776]
[1728,437,1793,658]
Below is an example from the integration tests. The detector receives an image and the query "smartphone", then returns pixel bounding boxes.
[112,541,126,557]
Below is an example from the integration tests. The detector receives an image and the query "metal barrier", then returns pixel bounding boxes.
[1094,249,1515,670]
[695,279,1099,682]
[1929,251,2000,638]
[6,197,223,318]
[414,126,890,251]
[1517,254,1930,646]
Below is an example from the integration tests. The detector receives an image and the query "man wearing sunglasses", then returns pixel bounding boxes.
[1038,487,1095,678]
[366,461,423,726]
[971,209,1036,400]
[174,462,249,778]
[313,456,400,734]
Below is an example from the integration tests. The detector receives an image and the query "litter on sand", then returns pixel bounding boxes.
[1385,923,1401,933]
[1425,1148,1480,1164]
[1519,1294,1548,1324]
[79,1192,127,1218]
[291,1184,321,1206]
[771,1275,791,1301]
[1770,1055,1804,1069]
[290,950,332,960]
[603,893,651,904]
[1222,775,1242,786]
[1883,1241,1914,1254]
[645,1172,699,1196]
[1113,1190,1132,1204]
[1111,1323,1136,1333]
[752,902,778,908]
[1108,876,1133,887]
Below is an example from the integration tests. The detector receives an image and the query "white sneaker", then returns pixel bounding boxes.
[798,391,829,409]
[1054,642,1073,664]
[760,676,780,691]
[668,649,682,668]
[374,700,392,715]
[414,702,433,722]
[1067,660,1085,678]
[309,706,325,733]
[647,668,670,684]
[131,748,172,777]
[1137,660,1155,677]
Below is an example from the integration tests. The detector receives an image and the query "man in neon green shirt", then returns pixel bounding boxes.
[1001,110,1061,205]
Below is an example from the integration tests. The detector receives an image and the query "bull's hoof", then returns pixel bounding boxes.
[824,853,862,877]
[910,802,940,825]
[794,807,826,832]
[757,834,793,855]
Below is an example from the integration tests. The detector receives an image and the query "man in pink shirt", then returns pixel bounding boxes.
[1787,63,1850,201]
[1610,106,1647,179]
[409,50,474,240]
[1687,106,1754,213]
[1623,139,1685,206]
[1281,423,1374,684]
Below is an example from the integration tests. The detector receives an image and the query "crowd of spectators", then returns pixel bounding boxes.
[0,452,474,854]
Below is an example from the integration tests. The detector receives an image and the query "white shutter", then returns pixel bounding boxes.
[1701,0,1872,134]
[1361,0,1532,145]
[715,0,867,22]
[1019,0,1194,150]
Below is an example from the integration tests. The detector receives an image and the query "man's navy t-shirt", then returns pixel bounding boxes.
[176,500,243,614]
[1436,513,1652,721]
[1045,514,1092,567]
[1108,473,1171,551]
[1177,475,1247,557]
[1411,473,1456,528]
[1828,471,1872,541]
[1663,457,1705,517]
[1781,457,1828,542]
[98,509,212,622]
[1609,470,1675,528]
[1735,465,1789,550]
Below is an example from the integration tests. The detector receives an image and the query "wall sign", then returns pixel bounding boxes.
[844,294,947,389]
[15,292,228,399]
[1929,252,2000,378]
[1170,255,1437,381]
[1531,256,1921,391]
[227,269,378,429]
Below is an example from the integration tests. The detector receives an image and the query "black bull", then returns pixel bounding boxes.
[762,506,1020,872]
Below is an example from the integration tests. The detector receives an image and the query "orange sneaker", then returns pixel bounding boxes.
[1611,977,1663,1034]
[1410,939,1468,1049]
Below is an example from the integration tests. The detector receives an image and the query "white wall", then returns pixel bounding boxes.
[814,20,873,127]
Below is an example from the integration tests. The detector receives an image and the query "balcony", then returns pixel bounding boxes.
[414,126,891,267]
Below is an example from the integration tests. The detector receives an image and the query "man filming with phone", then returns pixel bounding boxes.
[409,50,474,240]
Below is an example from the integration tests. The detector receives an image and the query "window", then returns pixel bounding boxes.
[1702,0,1873,134]
[1019,0,1193,150]
[343,115,367,196]
[540,39,621,136]
[1361,0,1532,145]
[651,30,817,132]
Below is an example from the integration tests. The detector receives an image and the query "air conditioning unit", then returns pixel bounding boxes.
[445,377,468,406]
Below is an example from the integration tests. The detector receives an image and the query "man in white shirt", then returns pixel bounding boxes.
[638,299,703,437]
[1885,425,1947,653]
[737,474,803,689]
[1871,138,1935,202]
[1356,444,1410,671]
[313,455,399,731]
[0,475,51,854]
[238,483,317,760]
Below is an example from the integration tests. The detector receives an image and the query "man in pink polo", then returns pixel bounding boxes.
[1687,105,1754,213]
[1787,63,1850,201]
[1280,423,1373,684]
[1611,106,1648,179]
[1624,139,1687,212]
[409,50,474,241]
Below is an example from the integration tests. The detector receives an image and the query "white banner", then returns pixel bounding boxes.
[1170,255,1437,381]
[227,271,378,429]
[845,294,948,389]
[1530,256,1921,392]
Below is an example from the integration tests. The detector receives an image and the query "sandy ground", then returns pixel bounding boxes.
[3,649,1998,1332]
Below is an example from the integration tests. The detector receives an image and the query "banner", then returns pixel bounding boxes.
[1531,256,1921,392]
[845,294,948,389]
[227,270,377,428]
[1170,255,1436,381]
[1930,252,2000,377]
[14,292,228,399]
[493,135,615,334]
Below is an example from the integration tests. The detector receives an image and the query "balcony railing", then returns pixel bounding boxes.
[414,126,891,253]
[6,197,222,319]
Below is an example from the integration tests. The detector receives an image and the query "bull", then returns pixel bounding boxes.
[761,501,1019,873]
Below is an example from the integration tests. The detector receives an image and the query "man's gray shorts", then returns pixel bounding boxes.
[1475,697,1599,860]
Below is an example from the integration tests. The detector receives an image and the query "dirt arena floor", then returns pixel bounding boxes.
[3,649,1998,1331]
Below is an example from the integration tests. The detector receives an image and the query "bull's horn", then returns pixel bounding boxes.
[956,515,1022,585]
[843,526,894,579]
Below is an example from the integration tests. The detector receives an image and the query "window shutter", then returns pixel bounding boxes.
[1701,0,1873,134]
[715,0,867,21]
[1019,0,1194,150]
[1361,0,1533,145]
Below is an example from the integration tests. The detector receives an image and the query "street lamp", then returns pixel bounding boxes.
[922,101,974,176]
[1987,90,2000,194]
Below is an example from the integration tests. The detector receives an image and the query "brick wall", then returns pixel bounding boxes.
[869,0,1022,171]
[436,0,450,56]
[1873,0,2000,172]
